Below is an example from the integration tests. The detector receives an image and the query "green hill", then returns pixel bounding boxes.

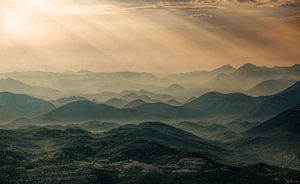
[0,92,55,122]
[39,100,165,123]
[184,92,265,121]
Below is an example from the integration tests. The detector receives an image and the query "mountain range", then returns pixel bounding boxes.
[0,78,299,125]
[211,63,300,91]
[1,63,300,99]
[1,63,300,182]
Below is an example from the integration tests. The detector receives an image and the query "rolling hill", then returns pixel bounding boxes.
[51,96,89,107]
[248,104,300,135]
[0,92,55,122]
[123,99,147,108]
[241,80,300,121]
[184,92,265,121]
[233,104,300,169]
[103,98,129,108]
[105,122,227,158]
[160,83,187,97]
[246,79,296,96]
[0,78,61,99]
[135,102,200,119]
[1,123,299,183]
[39,100,166,123]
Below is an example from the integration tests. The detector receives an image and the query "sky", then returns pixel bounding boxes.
[0,0,299,73]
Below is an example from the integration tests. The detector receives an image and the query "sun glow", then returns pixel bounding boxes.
[2,12,31,36]
[0,0,299,73]
[0,0,57,39]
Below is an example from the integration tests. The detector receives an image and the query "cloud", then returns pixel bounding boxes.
[190,13,216,18]
[235,0,300,7]
[0,0,299,73]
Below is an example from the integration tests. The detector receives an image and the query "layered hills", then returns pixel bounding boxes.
[1,122,299,183]
[1,63,299,99]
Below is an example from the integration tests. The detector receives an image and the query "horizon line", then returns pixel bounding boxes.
[0,62,299,75]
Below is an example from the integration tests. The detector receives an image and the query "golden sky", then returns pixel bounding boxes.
[0,0,299,73]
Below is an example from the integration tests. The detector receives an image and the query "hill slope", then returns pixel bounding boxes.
[135,102,199,119]
[0,78,61,99]
[184,92,265,121]
[103,98,129,108]
[39,101,166,123]
[233,104,300,169]
[0,92,55,122]
[51,96,89,107]
[105,122,227,158]
[123,99,147,108]
[246,79,296,96]
[241,81,300,121]
[248,104,300,135]
[1,124,299,183]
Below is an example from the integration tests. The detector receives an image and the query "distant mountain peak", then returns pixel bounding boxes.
[138,89,154,95]
[195,91,253,100]
[166,99,181,106]
[1,78,27,85]
[78,70,92,73]
[212,64,236,74]
[123,99,146,108]
[292,64,300,68]
[239,63,258,70]
[197,91,224,98]
[165,83,185,91]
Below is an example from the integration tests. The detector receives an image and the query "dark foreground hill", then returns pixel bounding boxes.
[248,104,300,135]
[104,122,227,159]
[1,122,300,184]
[232,104,300,169]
